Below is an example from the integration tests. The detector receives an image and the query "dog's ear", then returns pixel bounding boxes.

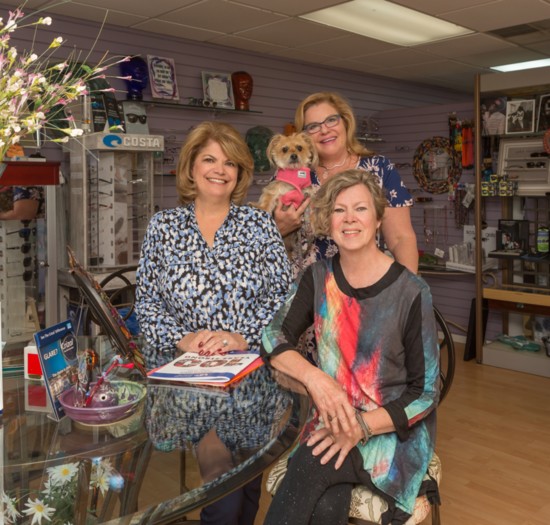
[266,134,283,168]
[301,132,319,168]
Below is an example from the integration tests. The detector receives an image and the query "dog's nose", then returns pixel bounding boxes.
[290,153,298,161]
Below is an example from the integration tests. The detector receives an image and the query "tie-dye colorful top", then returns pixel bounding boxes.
[261,255,439,515]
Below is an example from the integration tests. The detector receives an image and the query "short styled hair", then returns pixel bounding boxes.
[311,169,387,237]
[176,121,254,205]
[294,92,372,157]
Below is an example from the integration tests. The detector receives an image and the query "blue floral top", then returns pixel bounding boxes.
[136,203,292,369]
[0,186,44,214]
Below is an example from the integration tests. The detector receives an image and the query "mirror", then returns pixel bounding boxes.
[413,137,462,194]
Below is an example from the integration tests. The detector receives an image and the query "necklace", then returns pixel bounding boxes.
[319,154,351,180]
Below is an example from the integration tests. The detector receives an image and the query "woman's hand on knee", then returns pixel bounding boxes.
[307,427,355,470]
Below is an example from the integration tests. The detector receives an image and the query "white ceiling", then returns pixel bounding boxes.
[8,0,550,93]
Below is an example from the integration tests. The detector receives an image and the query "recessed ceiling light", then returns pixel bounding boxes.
[491,58,550,72]
[300,0,473,46]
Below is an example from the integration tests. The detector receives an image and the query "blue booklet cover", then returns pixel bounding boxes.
[34,320,79,421]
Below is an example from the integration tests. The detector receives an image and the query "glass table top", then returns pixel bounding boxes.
[1,365,308,524]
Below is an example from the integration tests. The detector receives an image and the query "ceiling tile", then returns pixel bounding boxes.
[208,34,287,55]
[46,0,194,17]
[297,34,397,59]
[390,0,495,16]
[351,48,443,69]
[157,0,285,33]
[266,47,334,65]
[229,0,349,17]
[460,47,547,68]
[132,19,223,40]
[38,2,146,26]
[416,33,517,59]
[236,18,347,46]
[442,0,550,32]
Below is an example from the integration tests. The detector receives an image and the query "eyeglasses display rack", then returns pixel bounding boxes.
[66,133,164,271]
[0,220,39,344]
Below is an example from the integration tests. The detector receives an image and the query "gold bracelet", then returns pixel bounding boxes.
[355,409,373,446]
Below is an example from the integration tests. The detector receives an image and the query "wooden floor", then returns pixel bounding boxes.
[254,345,550,524]
[142,345,550,524]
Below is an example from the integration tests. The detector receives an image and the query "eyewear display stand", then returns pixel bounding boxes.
[66,133,163,272]
[0,220,39,345]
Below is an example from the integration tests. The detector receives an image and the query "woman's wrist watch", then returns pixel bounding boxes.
[355,409,374,445]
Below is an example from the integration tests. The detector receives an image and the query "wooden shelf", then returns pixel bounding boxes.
[483,340,550,378]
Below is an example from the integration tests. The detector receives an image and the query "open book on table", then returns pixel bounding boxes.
[147,351,264,386]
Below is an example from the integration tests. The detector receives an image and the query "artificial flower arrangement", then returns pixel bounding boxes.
[0,2,130,162]
[1,458,124,524]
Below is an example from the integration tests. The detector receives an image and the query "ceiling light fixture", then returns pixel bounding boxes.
[300,0,473,46]
[491,58,550,72]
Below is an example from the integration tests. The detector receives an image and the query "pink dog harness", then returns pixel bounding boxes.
[275,167,312,209]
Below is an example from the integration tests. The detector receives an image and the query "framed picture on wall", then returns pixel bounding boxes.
[147,55,179,101]
[536,93,550,132]
[201,71,235,109]
[505,99,535,134]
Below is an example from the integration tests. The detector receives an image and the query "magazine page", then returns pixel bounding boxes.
[34,320,78,421]
[147,351,263,386]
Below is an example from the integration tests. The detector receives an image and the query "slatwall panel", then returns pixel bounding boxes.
[375,102,476,342]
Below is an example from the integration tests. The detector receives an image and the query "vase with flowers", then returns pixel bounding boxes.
[0,3,130,170]
[1,458,125,524]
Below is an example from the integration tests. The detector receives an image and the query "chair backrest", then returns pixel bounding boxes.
[433,305,455,404]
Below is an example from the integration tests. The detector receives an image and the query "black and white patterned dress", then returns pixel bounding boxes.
[136,202,292,368]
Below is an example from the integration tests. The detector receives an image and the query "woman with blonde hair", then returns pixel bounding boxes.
[274,91,417,276]
[263,169,439,525]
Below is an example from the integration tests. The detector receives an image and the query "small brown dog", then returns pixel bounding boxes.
[255,132,318,259]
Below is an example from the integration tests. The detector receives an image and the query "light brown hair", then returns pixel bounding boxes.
[176,121,254,205]
[294,92,373,157]
[311,169,387,236]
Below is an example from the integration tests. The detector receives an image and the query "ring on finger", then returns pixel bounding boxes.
[222,339,229,347]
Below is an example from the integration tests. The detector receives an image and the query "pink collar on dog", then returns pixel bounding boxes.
[275,168,312,209]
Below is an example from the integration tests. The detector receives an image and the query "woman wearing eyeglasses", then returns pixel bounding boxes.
[274,92,417,276]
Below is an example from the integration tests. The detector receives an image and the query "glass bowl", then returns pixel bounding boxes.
[58,380,146,425]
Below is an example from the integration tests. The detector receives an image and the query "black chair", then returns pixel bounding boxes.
[84,265,138,335]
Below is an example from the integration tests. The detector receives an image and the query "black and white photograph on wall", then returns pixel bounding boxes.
[481,97,507,136]
[505,99,535,134]
[536,94,550,132]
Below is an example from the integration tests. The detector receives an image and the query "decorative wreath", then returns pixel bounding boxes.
[413,136,462,194]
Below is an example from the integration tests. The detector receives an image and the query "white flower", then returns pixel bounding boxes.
[23,498,55,525]
[40,16,52,25]
[46,462,79,485]
[69,128,83,137]
[2,491,21,523]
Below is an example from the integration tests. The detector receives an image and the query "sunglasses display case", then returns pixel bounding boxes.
[0,220,39,344]
[497,137,550,196]
[66,132,164,271]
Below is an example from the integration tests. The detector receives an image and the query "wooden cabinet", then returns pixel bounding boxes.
[474,70,550,376]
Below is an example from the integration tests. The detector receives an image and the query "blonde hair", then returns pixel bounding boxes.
[311,169,387,236]
[294,92,373,157]
[176,121,254,205]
